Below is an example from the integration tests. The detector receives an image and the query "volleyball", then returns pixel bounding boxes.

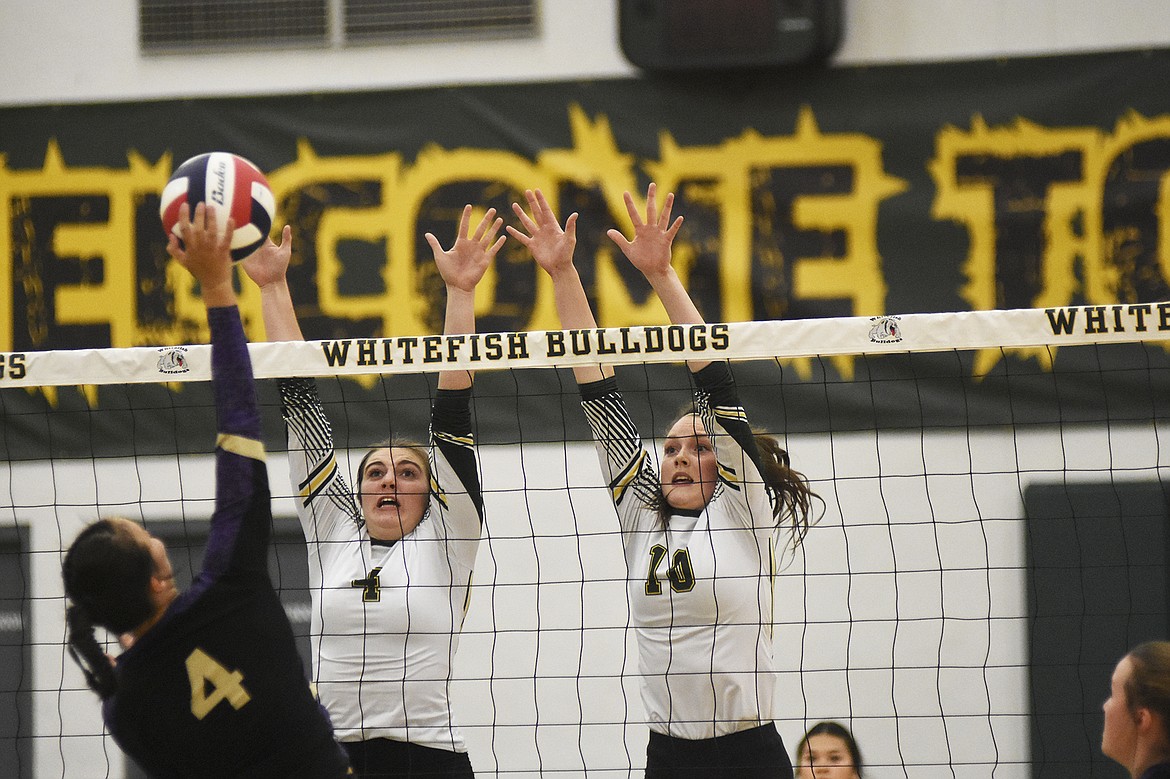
[160,152,276,262]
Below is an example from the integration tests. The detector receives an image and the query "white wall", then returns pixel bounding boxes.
[13,421,1170,777]
[3,0,1170,107]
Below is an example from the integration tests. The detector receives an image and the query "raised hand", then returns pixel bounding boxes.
[606,182,684,281]
[507,189,578,277]
[167,202,235,307]
[240,225,293,290]
[426,204,504,293]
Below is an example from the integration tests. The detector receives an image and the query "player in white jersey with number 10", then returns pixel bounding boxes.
[509,184,820,779]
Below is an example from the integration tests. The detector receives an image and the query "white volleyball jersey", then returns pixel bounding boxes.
[580,363,781,741]
[279,379,483,752]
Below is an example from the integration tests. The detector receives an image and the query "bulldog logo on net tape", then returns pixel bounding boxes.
[869,316,903,344]
[157,346,190,374]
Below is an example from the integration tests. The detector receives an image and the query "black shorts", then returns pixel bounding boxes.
[645,723,793,779]
[342,738,474,779]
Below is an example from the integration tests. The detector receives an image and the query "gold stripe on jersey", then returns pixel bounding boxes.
[298,452,334,493]
[610,449,648,505]
[717,461,741,490]
[216,433,266,462]
[298,455,339,508]
[434,430,474,449]
[430,473,448,510]
[713,404,748,423]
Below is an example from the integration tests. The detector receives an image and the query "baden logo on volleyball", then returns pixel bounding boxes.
[869,316,903,343]
[157,347,190,374]
[159,152,275,262]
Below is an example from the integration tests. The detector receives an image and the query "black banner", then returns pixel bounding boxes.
[3,49,1170,456]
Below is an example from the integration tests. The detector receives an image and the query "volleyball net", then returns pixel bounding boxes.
[3,303,1170,778]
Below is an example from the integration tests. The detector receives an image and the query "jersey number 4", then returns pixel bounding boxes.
[645,544,696,595]
[351,566,383,602]
[186,647,252,720]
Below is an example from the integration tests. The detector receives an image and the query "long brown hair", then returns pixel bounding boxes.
[753,431,818,546]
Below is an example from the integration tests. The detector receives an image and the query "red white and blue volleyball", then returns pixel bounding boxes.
[159,152,276,262]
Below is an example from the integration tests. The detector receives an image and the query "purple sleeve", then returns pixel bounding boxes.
[209,306,261,441]
[196,306,270,585]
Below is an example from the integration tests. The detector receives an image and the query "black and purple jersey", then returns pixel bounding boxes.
[103,306,349,778]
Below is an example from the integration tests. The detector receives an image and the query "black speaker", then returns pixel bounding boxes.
[619,0,842,73]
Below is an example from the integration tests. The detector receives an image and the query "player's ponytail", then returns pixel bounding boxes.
[753,433,821,546]
[61,519,157,698]
[65,604,117,698]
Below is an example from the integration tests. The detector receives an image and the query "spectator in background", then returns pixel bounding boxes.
[795,721,862,779]
[1103,642,1170,778]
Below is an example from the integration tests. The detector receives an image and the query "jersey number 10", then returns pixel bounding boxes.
[645,544,696,595]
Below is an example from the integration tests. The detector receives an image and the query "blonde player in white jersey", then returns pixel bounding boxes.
[242,206,504,778]
[508,185,818,779]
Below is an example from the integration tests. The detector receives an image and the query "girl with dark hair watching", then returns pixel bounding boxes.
[62,202,350,778]
[1103,641,1170,778]
[795,721,863,778]
[509,184,819,779]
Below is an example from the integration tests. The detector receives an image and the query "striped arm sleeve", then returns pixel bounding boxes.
[278,377,360,521]
[692,361,769,500]
[579,377,659,508]
[431,387,484,521]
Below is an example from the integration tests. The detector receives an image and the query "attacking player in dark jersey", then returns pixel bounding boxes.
[62,202,350,778]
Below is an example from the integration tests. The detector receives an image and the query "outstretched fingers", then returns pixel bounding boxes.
[457,203,473,242]
[622,189,643,230]
[431,203,507,292]
[486,228,506,256]
[508,188,568,243]
[563,210,579,239]
[474,207,504,249]
[476,209,506,257]
[433,204,505,254]
[605,227,631,253]
[657,190,675,229]
[656,190,684,241]
[643,182,659,226]
[532,188,558,224]
[509,192,539,242]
